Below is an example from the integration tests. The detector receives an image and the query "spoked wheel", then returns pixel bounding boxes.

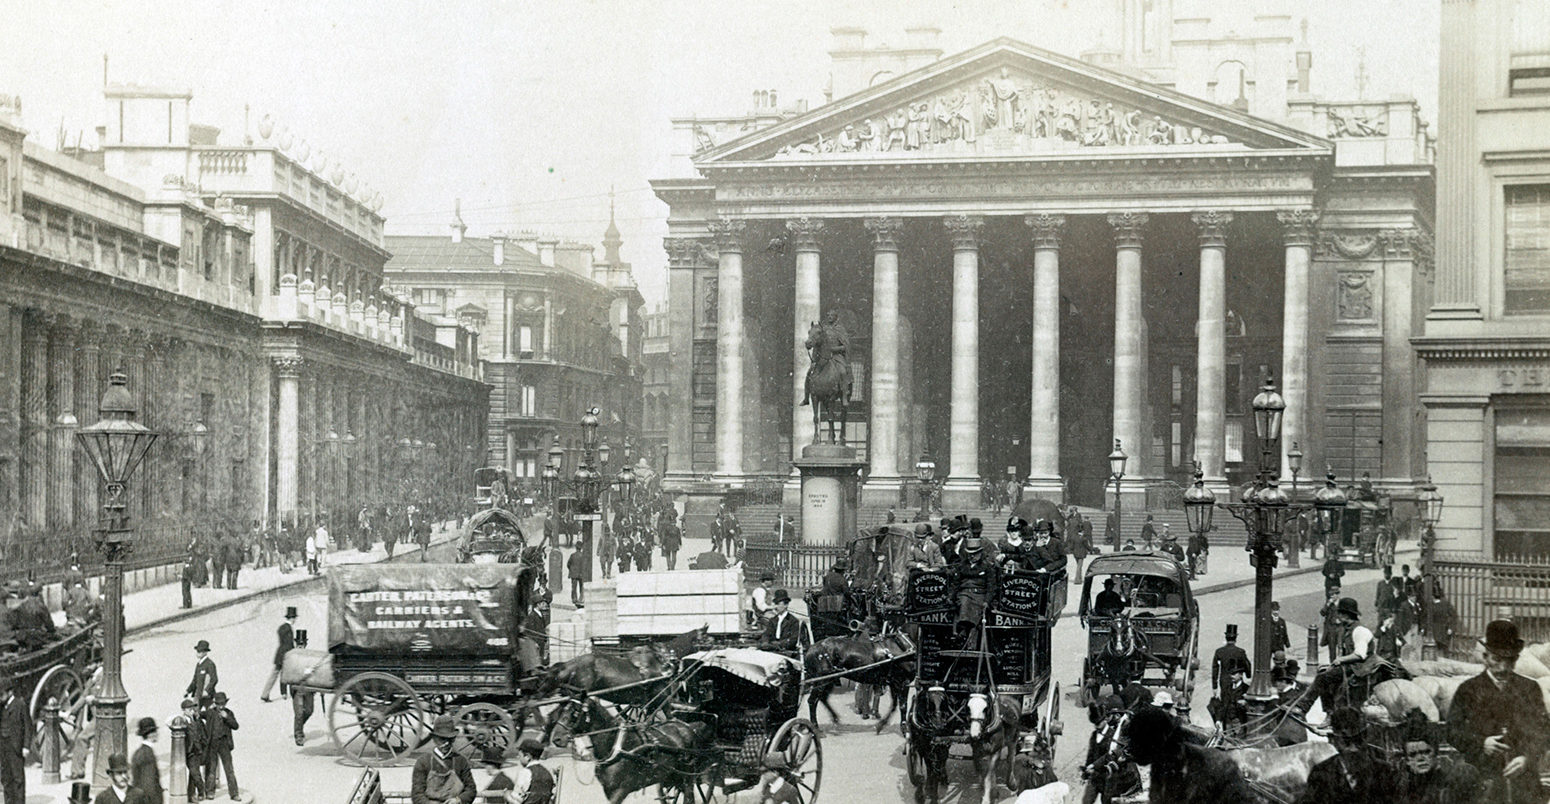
[452,702,516,760]
[770,718,822,803]
[906,740,925,788]
[328,672,427,765]
[656,775,716,804]
[30,666,87,758]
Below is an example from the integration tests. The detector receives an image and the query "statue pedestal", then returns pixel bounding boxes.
[793,444,865,547]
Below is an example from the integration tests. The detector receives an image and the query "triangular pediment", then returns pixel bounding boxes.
[698,38,1329,164]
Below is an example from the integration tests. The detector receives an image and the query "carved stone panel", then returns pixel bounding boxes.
[1336,272,1374,321]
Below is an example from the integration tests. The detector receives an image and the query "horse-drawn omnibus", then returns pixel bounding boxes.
[1077,551,1200,714]
[1329,498,1397,569]
[903,565,1064,804]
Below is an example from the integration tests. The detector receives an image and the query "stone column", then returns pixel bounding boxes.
[864,216,904,501]
[1380,227,1419,484]
[274,357,302,523]
[788,217,825,457]
[942,214,984,507]
[1192,211,1232,487]
[73,322,101,527]
[1025,214,1066,498]
[662,237,703,483]
[47,315,77,531]
[505,429,518,477]
[710,218,746,480]
[1107,213,1149,486]
[1279,210,1318,478]
[20,311,48,531]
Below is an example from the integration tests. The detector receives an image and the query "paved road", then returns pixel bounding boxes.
[117,549,1392,803]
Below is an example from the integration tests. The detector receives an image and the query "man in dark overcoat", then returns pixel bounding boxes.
[0,676,29,804]
[1449,619,1550,804]
[187,640,219,706]
[1126,705,1255,804]
[1298,706,1396,804]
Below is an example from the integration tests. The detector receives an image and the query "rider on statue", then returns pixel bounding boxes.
[803,310,853,407]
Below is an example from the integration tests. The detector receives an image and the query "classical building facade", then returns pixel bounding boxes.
[385,204,643,485]
[0,85,486,580]
[641,303,671,472]
[1421,0,1550,563]
[653,31,1435,512]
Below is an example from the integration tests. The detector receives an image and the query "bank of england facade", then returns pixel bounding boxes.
[653,36,1434,515]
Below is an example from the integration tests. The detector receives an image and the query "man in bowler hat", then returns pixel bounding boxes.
[96,752,151,804]
[1450,619,1550,804]
[187,640,218,706]
[759,590,811,658]
[411,715,476,804]
[130,717,162,804]
[202,692,239,801]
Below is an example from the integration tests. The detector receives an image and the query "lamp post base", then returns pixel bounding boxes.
[91,697,129,791]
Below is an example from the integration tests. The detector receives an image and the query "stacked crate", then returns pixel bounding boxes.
[582,581,619,645]
[616,568,745,637]
[547,610,589,662]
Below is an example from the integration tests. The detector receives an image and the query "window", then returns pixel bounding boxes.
[518,325,534,357]
[1505,185,1550,314]
[520,384,536,417]
[1494,404,1550,559]
[414,287,447,310]
[1510,68,1550,97]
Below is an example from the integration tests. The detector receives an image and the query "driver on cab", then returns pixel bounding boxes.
[1093,578,1127,618]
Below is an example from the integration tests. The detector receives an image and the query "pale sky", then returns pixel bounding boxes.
[0,0,1437,306]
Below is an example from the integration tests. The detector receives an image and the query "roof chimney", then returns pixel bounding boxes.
[492,231,506,266]
[450,198,467,244]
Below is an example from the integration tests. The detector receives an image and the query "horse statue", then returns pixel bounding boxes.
[803,320,851,445]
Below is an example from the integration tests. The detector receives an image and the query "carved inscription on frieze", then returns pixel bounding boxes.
[720,172,1303,202]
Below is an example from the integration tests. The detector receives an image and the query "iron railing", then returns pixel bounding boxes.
[1433,549,1550,657]
[743,541,848,591]
[0,521,192,586]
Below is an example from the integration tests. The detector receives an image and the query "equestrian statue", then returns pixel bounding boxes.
[802,309,853,445]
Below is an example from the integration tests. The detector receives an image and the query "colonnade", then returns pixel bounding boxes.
[689,207,1319,499]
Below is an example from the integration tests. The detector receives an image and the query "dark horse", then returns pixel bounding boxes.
[907,688,1021,804]
[1094,611,1162,698]
[803,321,850,444]
[534,627,707,742]
[564,696,716,804]
[803,628,915,734]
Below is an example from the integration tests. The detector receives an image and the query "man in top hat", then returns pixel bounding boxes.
[659,509,682,570]
[1450,619,1550,804]
[758,590,811,658]
[1301,706,1396,803]
[411,714,477,804]
[950,534,999,645]
[131,717,162,804]
[0,674,27,804]
[1125,705,1254,804]
[1139,514,1158,551]
[1211,624,1251,696]
[187,640,218,706]
[96,752,151,804]
[262,606,298,703]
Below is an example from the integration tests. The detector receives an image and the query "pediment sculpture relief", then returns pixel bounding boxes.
[772,67,1234,158]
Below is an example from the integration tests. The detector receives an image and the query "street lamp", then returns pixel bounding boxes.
[1286,442,1304,568]
[598,438,612,468]
[1183,462,1216,581]
[1108,439,1128,550]
[915,453,938,519]
[75,370,158,789]
[1417,476,1444,658]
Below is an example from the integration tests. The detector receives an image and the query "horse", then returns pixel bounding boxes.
[907,687,1021,804]
[1095,611,1161,696]
[534,627,707,742]
[804,321,850,445]
[803,627,914,734]
[564,695,716,804]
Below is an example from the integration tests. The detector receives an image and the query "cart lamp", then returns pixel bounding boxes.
[580,407,600,450]
[1251,378,1286,446]
[1287,442,1303,478]
[76,371,160,521]
[547,436,565,470]
[1183,464,1216,535]
[1108,439,1128,479]
[1418,476,1444,529]
[1313,469,1348,537]
[916,453,937,483]
[598,438,611,467]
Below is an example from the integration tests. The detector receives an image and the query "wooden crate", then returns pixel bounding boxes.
[615,568,745,636]
[582,581,618,639]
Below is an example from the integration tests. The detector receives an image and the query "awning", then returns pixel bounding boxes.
[685,647,800,685]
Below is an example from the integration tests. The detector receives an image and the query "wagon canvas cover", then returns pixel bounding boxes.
[328,564,524,655]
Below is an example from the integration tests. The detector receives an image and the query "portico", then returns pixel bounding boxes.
[653,39,1431,511]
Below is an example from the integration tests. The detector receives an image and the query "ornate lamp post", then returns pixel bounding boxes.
[1286,442,1303,568]
[1183,462,1215,582]
[1417,477,1444,659]
[915,453,938,519]
[75,371,159,788]
[1216,379,1294,711]
[1108,440,1128,550]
